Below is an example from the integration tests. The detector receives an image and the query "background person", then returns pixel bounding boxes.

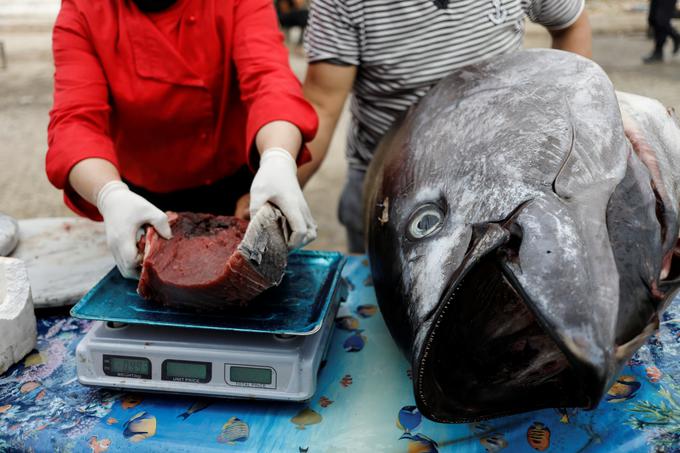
[644,0,680,63]
[300,0,592,253]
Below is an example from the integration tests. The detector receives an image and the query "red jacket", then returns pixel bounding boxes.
[47,0,317,220]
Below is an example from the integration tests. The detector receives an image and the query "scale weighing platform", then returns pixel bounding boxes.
[70,251,347,402]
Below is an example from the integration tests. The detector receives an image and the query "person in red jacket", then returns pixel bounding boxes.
[46,0,319,278]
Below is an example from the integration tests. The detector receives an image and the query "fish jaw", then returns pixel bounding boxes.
[412,197,620,422]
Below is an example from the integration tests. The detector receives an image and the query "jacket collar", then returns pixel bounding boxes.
[124,1,206,88]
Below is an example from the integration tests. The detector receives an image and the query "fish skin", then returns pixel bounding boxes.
[364,49,680,422]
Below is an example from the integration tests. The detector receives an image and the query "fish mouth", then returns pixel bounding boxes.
[414,224,593,423]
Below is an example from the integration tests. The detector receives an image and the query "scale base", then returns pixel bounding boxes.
[76,299,338,402]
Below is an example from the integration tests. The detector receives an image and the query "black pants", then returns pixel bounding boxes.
[650,0,679,53]
[125,166,253,216]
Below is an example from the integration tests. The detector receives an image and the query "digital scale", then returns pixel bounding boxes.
[71,251,347,402]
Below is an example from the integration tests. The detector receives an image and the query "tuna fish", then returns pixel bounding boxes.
[364,49,680,423]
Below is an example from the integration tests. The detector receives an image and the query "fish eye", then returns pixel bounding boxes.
[407,204,445,240]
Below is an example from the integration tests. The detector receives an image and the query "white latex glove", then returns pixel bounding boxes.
[96,181,172,279]
[249,147,317,249]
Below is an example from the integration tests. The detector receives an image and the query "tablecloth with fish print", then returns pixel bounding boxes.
[0,256,679,453]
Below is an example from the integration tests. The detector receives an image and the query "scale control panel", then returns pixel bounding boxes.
[100,353,277,389]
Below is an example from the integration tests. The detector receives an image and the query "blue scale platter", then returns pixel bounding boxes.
[70,250,347,335]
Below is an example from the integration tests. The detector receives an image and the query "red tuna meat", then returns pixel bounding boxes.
[138,206,288,310]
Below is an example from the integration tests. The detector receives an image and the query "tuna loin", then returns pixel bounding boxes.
[138,204,288,309]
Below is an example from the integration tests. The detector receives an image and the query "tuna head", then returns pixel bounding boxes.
[365,50,640,422]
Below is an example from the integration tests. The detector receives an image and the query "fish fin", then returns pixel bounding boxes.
[177,413,189,420]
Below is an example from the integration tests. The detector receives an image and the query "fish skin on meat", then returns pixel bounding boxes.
[137,203,288,310]
[364,49,680,423]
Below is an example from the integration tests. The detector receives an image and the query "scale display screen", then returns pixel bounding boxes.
[228,365,275,388]
[103,355,151,379]
[162,360,211,383]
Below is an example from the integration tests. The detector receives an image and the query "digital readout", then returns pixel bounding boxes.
[165,361,208,380]
[108,356,150,375]
[230,366,272,385]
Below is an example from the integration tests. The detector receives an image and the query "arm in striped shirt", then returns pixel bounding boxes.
[527,0,591,57]
[549,10,592,58]
[298,62,357,187]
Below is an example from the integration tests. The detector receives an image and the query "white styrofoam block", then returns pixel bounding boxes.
[0,257,37,375]
[0,213,19,257]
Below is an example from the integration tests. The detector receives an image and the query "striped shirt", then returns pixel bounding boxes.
[304,0,585,170]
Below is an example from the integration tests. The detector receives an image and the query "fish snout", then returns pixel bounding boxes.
[413,199,618,422]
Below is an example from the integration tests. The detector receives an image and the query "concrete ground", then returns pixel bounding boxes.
[1,3,679,253]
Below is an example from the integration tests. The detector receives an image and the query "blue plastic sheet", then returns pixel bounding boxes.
[1,256,679,452]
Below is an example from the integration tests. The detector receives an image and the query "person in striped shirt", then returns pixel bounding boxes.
[298,0,591,253]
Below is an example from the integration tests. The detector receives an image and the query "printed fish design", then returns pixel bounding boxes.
[340,375,353,387]
[397,405,422,433]
[121,394,143,409]
[0,404,11,413]
[123,411,157,443]
[470,421,494,436]
[399,433,439,453]
[480,433,508,452]
[106,418,118,425]
[319,396,334,408]
[291,408,322,430]
[356,305,378,318]
[178,400,212,420]
[20,381,40,394]
[555,407,577,424]
[527,422,550,451]
[88,436,112,453]
[217,417,249,444]
[343,332,367,352]
[645,365,662,383]
[36,389,46,401]
[605,376,641,403]
[23,351,47,367]
[336,316,360,331]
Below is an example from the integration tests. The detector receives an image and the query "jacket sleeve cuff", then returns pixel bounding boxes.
[64,188,103,221]
[46,135,118,220]
[244,95,319,172]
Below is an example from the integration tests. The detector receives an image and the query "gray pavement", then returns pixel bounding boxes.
[1,22,679,252]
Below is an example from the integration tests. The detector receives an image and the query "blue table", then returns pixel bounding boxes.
[1,256,679,452]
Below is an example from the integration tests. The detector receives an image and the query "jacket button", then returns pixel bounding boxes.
[187,15,197,24]
[200,132,208,140]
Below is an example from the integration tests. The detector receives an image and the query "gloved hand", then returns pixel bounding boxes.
[249,148,317,249]
[96,181,172,279]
